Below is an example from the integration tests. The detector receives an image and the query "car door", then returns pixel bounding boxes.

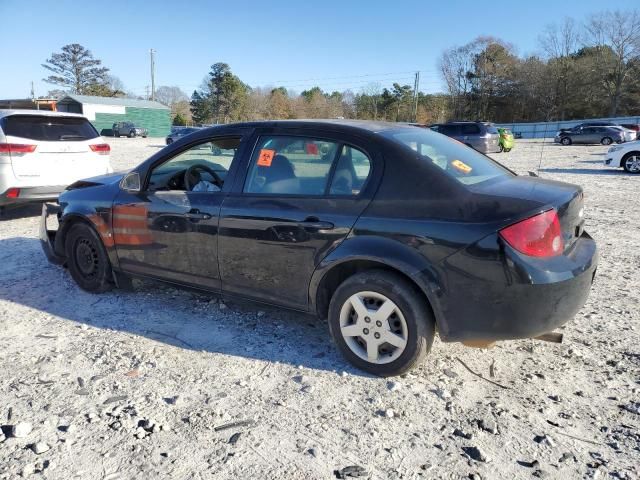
[217,129,379,310]
[461,123,481,149]
[112,133,249,290]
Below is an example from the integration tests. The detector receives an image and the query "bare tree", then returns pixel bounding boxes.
[585,10,640,116]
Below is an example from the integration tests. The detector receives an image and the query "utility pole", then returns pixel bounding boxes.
[413,71,420,122]
[145,85,150,100]
[150,49,156,102]
[31,81,37,109]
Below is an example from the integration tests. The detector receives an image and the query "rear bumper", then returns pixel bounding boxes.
[435,232,598,342]
[39,202,64,265]
[0,185,66,207]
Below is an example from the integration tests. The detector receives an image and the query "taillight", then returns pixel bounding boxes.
[90,143,111,155]
[499,209,564,257]
[5,188,20,198]
[0,143,37,154]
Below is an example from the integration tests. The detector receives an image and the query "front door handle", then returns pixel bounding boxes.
[185,209,211,220]
[300,217,334,231]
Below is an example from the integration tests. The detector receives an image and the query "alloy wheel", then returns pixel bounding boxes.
[624,155,640,173]
[339,291,408,364]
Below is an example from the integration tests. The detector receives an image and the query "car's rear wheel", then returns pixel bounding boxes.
[601,137,613,146]
[113,130,119,137]
[65,223,112,293]
[561,137,572,146]
[129,130,136,138]
[622,152,640,173]
[328,270,435,377]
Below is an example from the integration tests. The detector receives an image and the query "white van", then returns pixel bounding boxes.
[0,110,113,210]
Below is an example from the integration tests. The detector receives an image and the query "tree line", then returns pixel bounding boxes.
[41,9,640,126]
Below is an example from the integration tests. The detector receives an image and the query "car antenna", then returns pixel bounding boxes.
[535,123,549,177]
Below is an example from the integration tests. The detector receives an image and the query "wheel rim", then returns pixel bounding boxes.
[603,138,611,145]
[562,138,570,145]
[75,237,99,278]
[625,155,640,172]
[339,291,408,365]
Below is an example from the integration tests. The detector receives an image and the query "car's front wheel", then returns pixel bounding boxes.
[561,137,572,146]
[65,223,112,293]
[113,130,119,137]
[129,130,136,138]
[328,270,435,376]
[622,152,640,174]
[601,137,613,146]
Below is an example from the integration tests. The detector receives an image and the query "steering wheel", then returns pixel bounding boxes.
[184,164,223,191]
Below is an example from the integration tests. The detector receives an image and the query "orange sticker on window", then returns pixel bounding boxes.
[257,149,275,167]
[451,159,473,174]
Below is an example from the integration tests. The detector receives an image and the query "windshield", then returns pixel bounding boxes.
[383,128,514,186]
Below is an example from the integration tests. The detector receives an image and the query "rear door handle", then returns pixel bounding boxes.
[185,209,211,220]
[300,217,334,231]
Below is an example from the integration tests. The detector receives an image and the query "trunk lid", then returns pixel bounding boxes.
[470,176,585,252]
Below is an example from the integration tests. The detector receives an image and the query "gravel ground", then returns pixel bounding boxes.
[0,137,638,479]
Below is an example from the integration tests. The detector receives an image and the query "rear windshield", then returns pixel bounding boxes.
[485,124,499,134]
[383,128,513,186]
[2,115,99,141]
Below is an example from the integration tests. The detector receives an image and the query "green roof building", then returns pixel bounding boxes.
[56,95,171,137]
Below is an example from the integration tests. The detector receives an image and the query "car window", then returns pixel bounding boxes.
[148,137,241,192]
[439,125,460,136]
[485,125,499,134]
[383,128,513,186]
[329,145,372,196]
[2,115,99,141]
[461,124,481,135]
[244,136,339,195]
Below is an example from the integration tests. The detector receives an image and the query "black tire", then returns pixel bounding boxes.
[166,138,173,145]
[561,137,571,146]
[65,223,112,293]
[328,270,435,377]
[498,144,504,153]
[622,152,640,174]
[504,148,511,152]
[601,137,613,146]
[113,130,119,137]
[128,130,136,138]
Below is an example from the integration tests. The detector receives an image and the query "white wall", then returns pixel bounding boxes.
[81,104,125,121]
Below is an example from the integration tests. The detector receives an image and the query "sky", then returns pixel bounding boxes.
[1,0,609,99]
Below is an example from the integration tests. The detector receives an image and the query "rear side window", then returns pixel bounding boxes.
[244,136,339,195]
[329,145,371,196]
[2,115,99,141]
[384,128,513,186]
[439,125,460,136]
[461,124,481,135]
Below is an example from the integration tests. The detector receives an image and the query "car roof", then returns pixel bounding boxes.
[0,109,86,119]
[211,119,420,134]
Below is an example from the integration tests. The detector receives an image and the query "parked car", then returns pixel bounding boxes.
[429,122,501,154]
[561,122,635,143]
[604,140,640,173]
[113,122,148,138]
[554,126,625,145]
[40,120,597,376]
[619,124,640,140]
[497,127,515,152]
[0,109,112,212]
[166,127,201,145]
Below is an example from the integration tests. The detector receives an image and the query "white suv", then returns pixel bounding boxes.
[0,110,113,210]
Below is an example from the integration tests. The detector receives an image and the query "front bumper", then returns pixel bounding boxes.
[40,203,64,265]
[0,185,66,207]
[436,231,598,343]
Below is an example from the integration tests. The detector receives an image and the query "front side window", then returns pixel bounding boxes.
[148,137,240,192]
[244,136,339,195]
[384,128,513,186]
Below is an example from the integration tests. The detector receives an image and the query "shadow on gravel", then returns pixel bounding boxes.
[539,167,625,175]
[0,203,43,221]
[0,237,366,376]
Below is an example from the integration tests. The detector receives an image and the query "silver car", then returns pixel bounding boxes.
[429,122,501,154]
[554,126,625,146]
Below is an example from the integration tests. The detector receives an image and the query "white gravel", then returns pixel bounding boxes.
[0,137,638,479]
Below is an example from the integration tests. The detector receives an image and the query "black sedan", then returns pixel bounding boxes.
[40,120,598,376]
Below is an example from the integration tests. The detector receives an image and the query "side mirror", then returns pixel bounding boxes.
[121,172,141,192]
